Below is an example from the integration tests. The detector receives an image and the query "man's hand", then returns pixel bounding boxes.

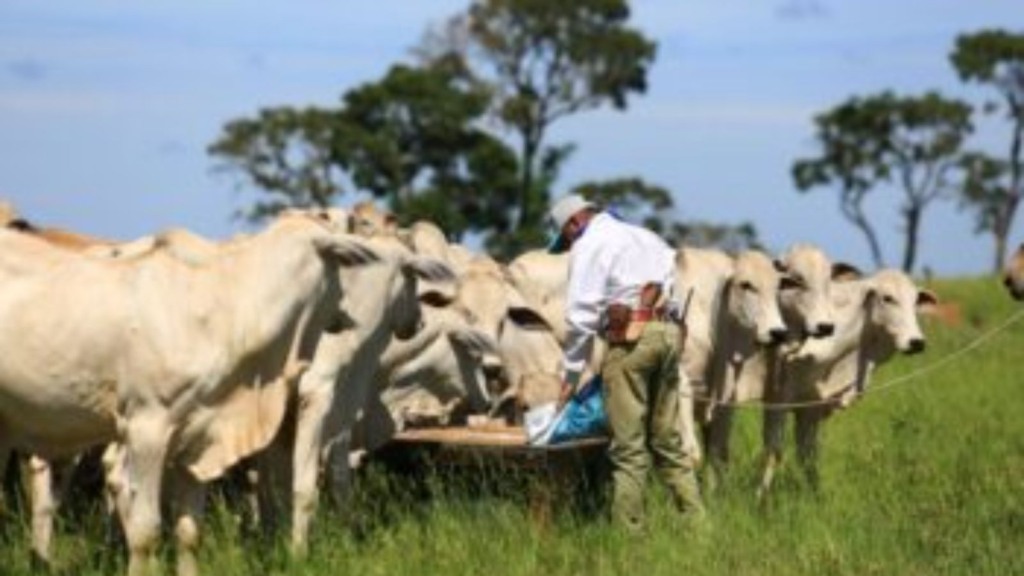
[557,381,575,410]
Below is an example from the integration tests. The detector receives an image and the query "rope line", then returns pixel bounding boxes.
[682,306,1024,410]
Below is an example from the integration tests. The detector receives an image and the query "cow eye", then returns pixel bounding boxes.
[882,294,898,305]
[739,280,757,293]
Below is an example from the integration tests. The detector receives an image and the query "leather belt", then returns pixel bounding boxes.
[630,307,668,322]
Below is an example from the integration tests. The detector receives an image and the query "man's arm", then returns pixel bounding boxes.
[561,245,607,401]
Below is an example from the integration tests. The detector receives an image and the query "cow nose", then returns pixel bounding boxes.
[768,328,788,345]
[395,319,423,341]
[905,338,926,355]
[814,323,835,338]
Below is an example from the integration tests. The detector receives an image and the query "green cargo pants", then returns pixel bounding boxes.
[601,320,705,531]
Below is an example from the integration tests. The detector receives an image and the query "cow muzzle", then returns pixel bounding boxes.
[761,327,788,347]
[903,337,926,355]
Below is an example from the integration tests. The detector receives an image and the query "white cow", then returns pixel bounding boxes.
[108,218,473,562]
[448,265,569,417]
[0,212,379,576]
[758,269,935,495]
[338,209,564,418]
[776,243,862,340]
[675,247,789,473]
[282,236,501,555]
[505,250,571,343]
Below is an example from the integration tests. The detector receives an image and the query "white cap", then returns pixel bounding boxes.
[546,194,597,253]
[548,194,596,231]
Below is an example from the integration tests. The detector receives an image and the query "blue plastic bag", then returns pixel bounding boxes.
[548,375,608,444]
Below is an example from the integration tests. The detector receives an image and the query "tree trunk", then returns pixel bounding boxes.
[516,132,540,230]
[997,119,1024,272]
[994,229,1008,274]
[901,204,922,273]
[993,194,1022,273]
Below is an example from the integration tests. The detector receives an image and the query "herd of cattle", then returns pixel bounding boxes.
[0,199,1022,576]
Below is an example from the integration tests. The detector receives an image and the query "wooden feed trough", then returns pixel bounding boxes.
[373,423,609,524]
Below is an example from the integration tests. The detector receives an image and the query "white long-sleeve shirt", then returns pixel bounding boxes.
[562,212,677,384]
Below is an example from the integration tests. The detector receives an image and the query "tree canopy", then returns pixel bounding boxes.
[950,29,1024,272]
[208,106,342,223]
[794,91,972,272]
[454,0,657,255]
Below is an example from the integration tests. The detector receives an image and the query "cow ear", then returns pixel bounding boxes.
[314,235,379,267]
[8,218,37,232]
[507,306,552,331]
[402,256,457,284]
[773,259,789,274]
[916,289,939,308]
[832,262,863,282]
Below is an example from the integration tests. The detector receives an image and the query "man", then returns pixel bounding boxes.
[549,194,705,531]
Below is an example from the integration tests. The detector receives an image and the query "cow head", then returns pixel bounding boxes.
[361,236,457,342]
[776,244,862,340]
[446,326,504,412]
[450,268,564,405]
[1003,243,1024,301]
[865,269,935,355]
[727,250,789,346]
[349,201,398,238]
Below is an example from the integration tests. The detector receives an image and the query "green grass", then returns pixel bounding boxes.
[2,276,1022,575]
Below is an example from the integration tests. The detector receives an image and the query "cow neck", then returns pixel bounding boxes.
[852,287,902,394]
[211,221,335,358]
[706,278,759,404]
[714,278,760,362]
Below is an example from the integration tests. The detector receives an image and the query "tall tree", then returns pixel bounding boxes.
[334,61,520,240]
[422,0,656,256]
[794,91,973,272]
[208,61,520,240]
[958,151,1013,265]
[208,106,342,223]
[950,29,1024,272]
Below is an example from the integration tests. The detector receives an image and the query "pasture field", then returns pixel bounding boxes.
[1,276,1021,576]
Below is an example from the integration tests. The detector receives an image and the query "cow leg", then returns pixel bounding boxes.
[794,407,823,491]
[704,405,734,491]
[324,434,354,508]
[102,443,130,547]
[758,407,787,500]
[254,431,294,536]
[28,455,56,565]
[0,440,12,517]
[123,411,172,576]
[291,380,337,557]
[170,468,206,576]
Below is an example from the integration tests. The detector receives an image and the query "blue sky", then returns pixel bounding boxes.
[1,1,1021,275]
